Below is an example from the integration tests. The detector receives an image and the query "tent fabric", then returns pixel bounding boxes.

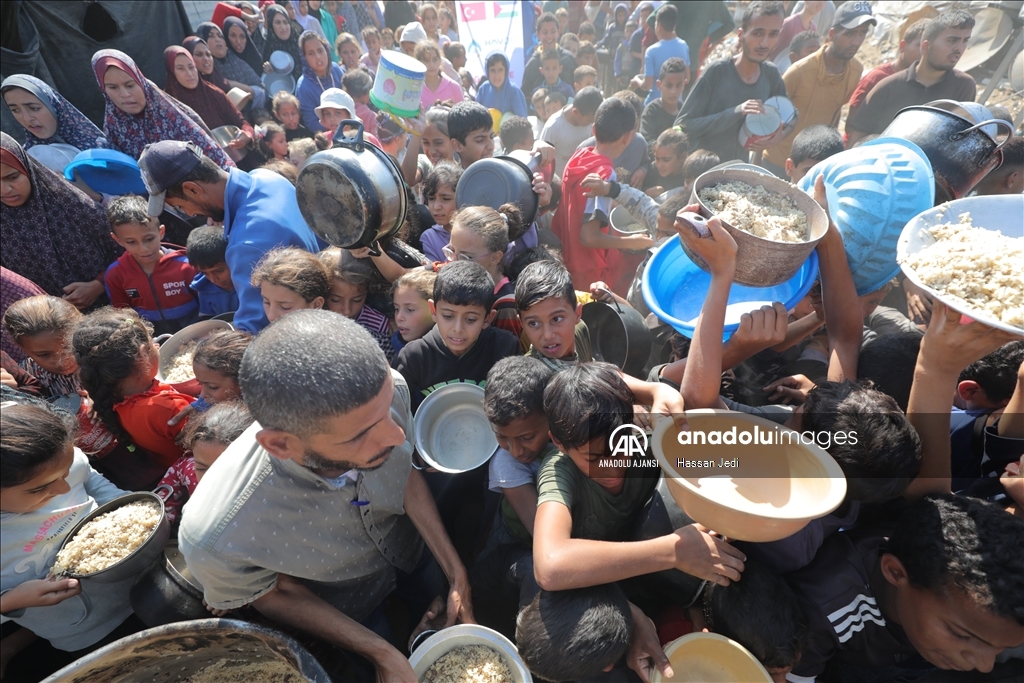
[1,1,193,142]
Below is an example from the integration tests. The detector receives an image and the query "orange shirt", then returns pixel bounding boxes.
[113,380,193,468]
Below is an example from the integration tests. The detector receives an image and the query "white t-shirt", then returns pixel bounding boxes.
[541,106,596,176]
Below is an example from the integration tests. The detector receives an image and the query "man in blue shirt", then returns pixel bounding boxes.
[139,140,322,334]
[634,4,690,106]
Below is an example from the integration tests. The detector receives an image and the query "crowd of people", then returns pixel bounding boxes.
[1,1,1023,682]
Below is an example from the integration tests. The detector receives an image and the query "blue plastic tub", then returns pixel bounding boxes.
[64,148,147,196]
[642,235,819,340]
[798,138,934,296]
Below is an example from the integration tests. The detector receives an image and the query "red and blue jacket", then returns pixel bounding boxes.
[104,245,200,336]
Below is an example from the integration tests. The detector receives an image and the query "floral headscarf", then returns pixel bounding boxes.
[91,49,234,169]
[1,74,108,151]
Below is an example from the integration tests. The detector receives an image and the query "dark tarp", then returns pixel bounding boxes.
[1,0,193,142]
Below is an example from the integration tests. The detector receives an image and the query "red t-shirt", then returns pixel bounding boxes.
[553,147,629,293]
[113,380,193,468]
[847,62,897,121]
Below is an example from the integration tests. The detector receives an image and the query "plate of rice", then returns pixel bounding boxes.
[51,492,169,581]
[696,180,809,243]
[898,195,1024,334]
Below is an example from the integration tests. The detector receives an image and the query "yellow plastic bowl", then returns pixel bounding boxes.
[653,632,773,683]
[489,108,503,134]
[652,410,847,542]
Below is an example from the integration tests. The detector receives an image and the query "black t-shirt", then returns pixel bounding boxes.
[639,99,678,144]
[394,324,521,412]
[786,532,927,679]
[284,124,314,142]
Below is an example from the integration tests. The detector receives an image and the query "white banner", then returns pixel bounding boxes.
[456,1,526,87]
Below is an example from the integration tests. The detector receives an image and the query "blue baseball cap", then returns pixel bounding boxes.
[137,140,204,216]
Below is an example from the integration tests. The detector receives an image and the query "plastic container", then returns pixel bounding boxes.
[653,411,847,543]
[897,194,1024,334]
[27,143,80,173]
[765,95,796,125]
[370,51,426,118]
[690,168,829,287]
[642,234,818,341]
[738,106,780,149]
[798,137,934,295]
[64,148,146,196]
[653,632,772,683]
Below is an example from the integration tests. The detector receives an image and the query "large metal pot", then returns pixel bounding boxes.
[881,100,1013,201]
[129,542,207,628]
[42,619,331,682]
[689,168,829,287]
[582,291,653,378]
[409,624,532,683]
[295,120,407,255]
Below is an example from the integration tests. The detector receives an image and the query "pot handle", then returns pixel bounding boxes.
[675,211,712,238]
[334,119,366,152]
[950,119,1014,152]
[592,286,624,314]
[366,240,382,258]
[69,588,92,626]
[153,334,172,346]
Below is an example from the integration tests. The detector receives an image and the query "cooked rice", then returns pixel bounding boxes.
[164,340,198,383]
[422,645,512,683]
[183,659,305,682]
[901,212,1023,328]
[51,500,161,576]
[698,180,808,243]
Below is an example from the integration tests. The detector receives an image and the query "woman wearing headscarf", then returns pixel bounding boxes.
[261,4,304,81]
[1,133,122,311]
[292,1,327,39]
[183,35,233,93]
[239,1,266,55]
[163,46,255,158]
[307,1,338,61]
[295,30,344,132]
[91,49,234,170]
[1,75,107,151]
[223,16,264,75]
[196,22,267,110]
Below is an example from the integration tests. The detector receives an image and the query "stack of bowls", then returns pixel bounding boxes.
[262,50,296,96]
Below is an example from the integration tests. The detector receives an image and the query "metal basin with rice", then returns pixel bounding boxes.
[897,194,1024,334]
[609,205,651,237]
[653,632,771,683]
[42,618,331,682]
[652,411,847,542]
[414,384,498,473]
[54,492,169,584]
[156,319,233,395]
[408,624,533,683]
[689,168,829,287]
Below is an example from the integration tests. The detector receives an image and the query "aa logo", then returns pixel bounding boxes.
[609,424,649,458]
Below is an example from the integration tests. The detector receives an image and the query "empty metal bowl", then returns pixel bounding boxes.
[269,49,294,74]
[414,384,498,473]
[210,125,240,149]
[262,71,296,97]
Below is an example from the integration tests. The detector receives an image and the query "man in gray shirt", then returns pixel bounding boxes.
[179,311,473,682]
[674,0,789,163]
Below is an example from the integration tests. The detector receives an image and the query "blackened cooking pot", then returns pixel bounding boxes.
[880,100,1013,201]
[295,120,408,255]
[129,542,207,628]
[582,290,653,378]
